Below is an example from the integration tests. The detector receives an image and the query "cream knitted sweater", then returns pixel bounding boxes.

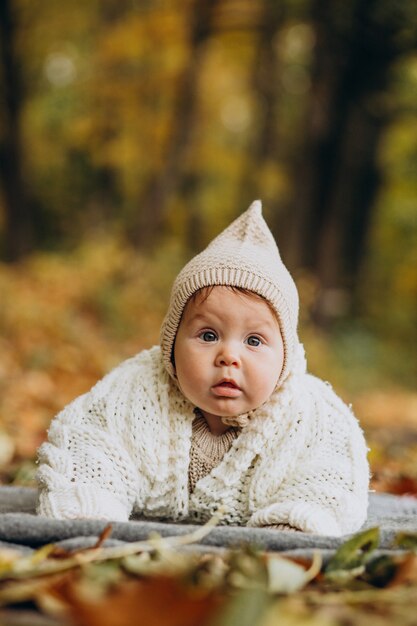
[37,345,369,536]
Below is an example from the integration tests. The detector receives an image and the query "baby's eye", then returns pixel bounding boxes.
[199,330,217,342]
[246,335,262,347]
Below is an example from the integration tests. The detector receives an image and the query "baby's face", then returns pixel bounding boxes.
[173,286,284,425]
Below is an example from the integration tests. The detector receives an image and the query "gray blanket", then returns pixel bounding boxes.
[1,487,416,559]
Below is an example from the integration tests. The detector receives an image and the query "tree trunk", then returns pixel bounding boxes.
[235,0,292,255]
[134,0,221,249]
[0,0,32,261]
[287,0,399,322]
[237,0,286,208]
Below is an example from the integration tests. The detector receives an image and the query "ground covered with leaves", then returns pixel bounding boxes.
[1,522,417,626]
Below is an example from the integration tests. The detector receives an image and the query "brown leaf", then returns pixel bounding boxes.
[372,474,417,497]
[49,525,113,560]
[49,546,73,560]
[93,525,113,549]
[48,574,223,626]
[388,554,417,587]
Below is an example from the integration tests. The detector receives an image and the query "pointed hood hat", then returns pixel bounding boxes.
[160,200,300,386]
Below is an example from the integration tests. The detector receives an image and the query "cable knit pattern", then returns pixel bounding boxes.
[37,345,370,536]
[267,524,299,531]
[188,411,239,493]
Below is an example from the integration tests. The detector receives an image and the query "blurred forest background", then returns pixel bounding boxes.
[0,0,416,490]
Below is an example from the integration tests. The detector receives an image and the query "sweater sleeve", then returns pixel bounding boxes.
[37,368,139,521]
[263,524,299,531]
[248,381,370,536]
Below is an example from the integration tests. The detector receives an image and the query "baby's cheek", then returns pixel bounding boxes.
[259,360,281,392]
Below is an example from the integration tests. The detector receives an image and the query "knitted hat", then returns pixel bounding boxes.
[160,200,299,386]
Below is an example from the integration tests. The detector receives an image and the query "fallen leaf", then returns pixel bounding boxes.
[373,475,417,497]
[50,574,223,626]
[394,532,417,550]
[0,548,22,575]
[325,527,380,581]
[363,554,398,588]
[265,552,322,593]
[93,525,113,549]
[388,553,417,587]
[0,573,70,606]
[226,548,267,590]
[207,586,269,626]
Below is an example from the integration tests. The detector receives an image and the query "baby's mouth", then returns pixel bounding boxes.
[212,379,242,398]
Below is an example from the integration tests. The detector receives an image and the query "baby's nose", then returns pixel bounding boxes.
[215,345,241,367]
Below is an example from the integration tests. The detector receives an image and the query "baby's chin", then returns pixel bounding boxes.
[200,404,257,422]
[200,405,253,419]
[203,398,270,419]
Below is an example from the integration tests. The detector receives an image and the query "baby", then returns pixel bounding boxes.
[37,201,369,536]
